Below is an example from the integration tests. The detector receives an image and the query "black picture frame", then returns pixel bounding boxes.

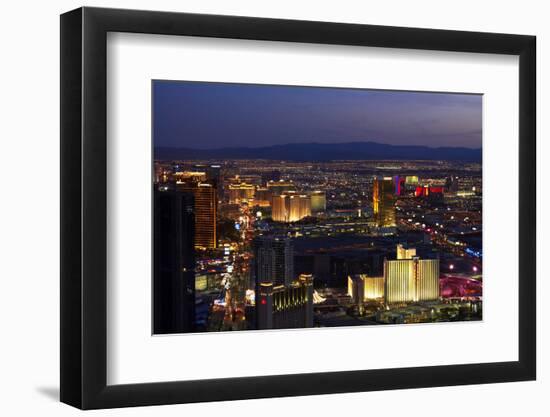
[60,6,536,410]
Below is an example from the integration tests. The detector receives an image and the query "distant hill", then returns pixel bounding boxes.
[155,141,482,162]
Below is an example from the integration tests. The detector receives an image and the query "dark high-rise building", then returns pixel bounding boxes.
[373,177,396,228]
[252,236,294,287]
[256,274,314,330]
[393,175,406,196]
[206,165,223,199]
[177,182,217,249]
[446,175,459,193]
[153,189,196,334]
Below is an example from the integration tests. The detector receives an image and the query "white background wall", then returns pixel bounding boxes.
[0,0,545,415]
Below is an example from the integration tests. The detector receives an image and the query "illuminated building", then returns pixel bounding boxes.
[255,187,272,202]
[195,273,220,292]
[256,274,314,330]
[414,185,444,197]
[237,174,262,186]
[195,274,208,291]
[293,193,312,221]
[252,236,294,287]
[272,192,311,222]
[405,176,419,185]
[445,175,459,193]
[272,196,285,221]
[254,187,273,207]
[154,164,166,184]
[372,177,396,227]
[153,189,195,334]
[396,243,416,260]
[177,182,217,249]
[393,175,406,196]
[252,199,271,208]
[309,190,326,213]
[456,190,476,197]
[384,245,440,305]
[267,179,296,195]
[347,275,364,304]
[364,276,385,300]
[174,171,207,183]
[348,274,385,303]
[228,182,255,204]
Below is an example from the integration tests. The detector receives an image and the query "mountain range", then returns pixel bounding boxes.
[154,141,481,162]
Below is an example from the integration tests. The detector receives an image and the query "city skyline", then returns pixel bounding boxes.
[152,81,483,334]
[153,81,482,150]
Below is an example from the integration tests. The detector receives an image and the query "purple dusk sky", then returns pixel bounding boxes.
[153,81,482,150]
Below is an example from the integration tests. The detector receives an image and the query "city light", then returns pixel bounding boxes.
[153,83,482,334]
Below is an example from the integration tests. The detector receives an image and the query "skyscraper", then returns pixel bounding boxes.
[373,177,396,228]
[177,182,217,249]
[206,164,223,199]
[396,243,416,260]
[347,275,365,304]
[252,236,294,287]
[384,245,439,304]
[393,175,406,196]
[445,175,459,193]
[153,189,196,334]
[272,192,311,222]
[348,274,385,303]
[309,190,327,214]
[256,274,314,330]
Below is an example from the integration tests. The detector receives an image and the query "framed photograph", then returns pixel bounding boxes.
[60,7,536,409]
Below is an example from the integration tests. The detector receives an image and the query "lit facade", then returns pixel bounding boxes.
[384,245,440,305]
[174,171,207,183]
[256,274,314,330]
[348,274,385,303]
[254,187,273,206]
[405,176,419,185]
[177,182,217,249]
[272,195,286,221]
[309,190,327,213]
[373,177,396,227]
[272,192,311,222]
[347,275,365,304]
[228,182,255,204]
[396,243,416,260]
[363,275,385,300]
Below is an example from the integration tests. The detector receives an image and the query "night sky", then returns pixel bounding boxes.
[153,81,482,150]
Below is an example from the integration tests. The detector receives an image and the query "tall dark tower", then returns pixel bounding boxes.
[206,164,223,199]
[153,188,196,334]
[252,236,294,288]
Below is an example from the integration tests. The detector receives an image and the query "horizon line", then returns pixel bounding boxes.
[154,140,482,151]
